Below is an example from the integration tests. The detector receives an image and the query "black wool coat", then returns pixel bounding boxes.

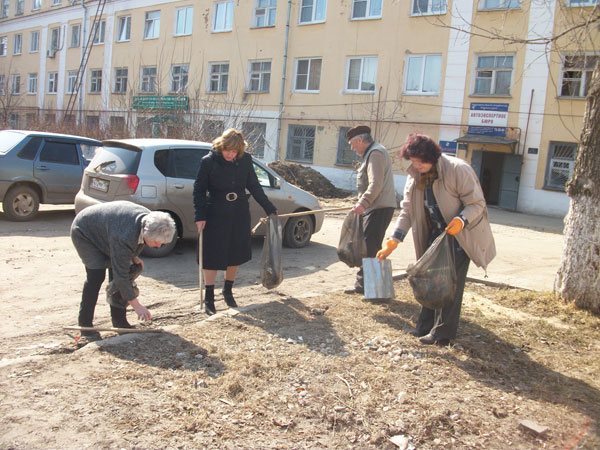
[193,151,276,270]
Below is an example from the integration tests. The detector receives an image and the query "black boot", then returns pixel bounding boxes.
[204,285,216,315]
[222,280,238,308]
[111,306,134,329]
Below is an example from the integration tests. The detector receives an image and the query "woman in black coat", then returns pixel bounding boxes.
[193,128,277,315]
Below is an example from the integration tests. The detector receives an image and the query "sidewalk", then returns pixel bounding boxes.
[388,207,566,292]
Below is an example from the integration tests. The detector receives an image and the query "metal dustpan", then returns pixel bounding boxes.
[363,257,395,299]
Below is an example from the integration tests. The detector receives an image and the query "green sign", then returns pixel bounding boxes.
[132,95,189,111]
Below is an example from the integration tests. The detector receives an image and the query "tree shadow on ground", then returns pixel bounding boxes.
[371,297,600,435]
[95,331,226,377]
[233,296,346,356]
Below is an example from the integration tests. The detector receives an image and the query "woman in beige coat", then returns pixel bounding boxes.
[377,133,496,345]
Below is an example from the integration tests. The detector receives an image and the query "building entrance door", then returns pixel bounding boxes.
[470,150,522,210]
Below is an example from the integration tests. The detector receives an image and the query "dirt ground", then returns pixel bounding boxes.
[0,203,599,450]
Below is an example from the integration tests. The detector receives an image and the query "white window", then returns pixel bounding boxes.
[170,64,189,93]
[294,57,321,92]
[0,36,6,56]
[544,142,577,191]
[345,56,377,93]
[247,60,271,92]
[253,0,276,27]
[50,27,60,51]
[32,0,41,10]
[299,0,326,24]
[69,24,80,47]
[208,62,229,93]
[48,72,58,93]
[92,20,105,44]
[404,54,442,94]
[116,16,131,42]
[0,75,5,95]
[66,70,77,93]
[567,0,598,5]
[13,34,22,54]
[175,7,193,36]
[560,54,598,98]
[479,0,520,10]
[29,31,39,52]
[15,0,24,15]
[351,0,382,19]
[27,73,37,94]
[286,125,315,163]
[474,54,513,96]
[140,66,157,93]
[144,11,160,39]
[89,69,102,93]
[411,0,446,15]
[11,74,21,94]
[1,0,8,18]
[213,1,233,32]
[113,68,128,93]
[51,0,60,5]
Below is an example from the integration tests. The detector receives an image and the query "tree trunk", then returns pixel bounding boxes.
[555,64,600,314]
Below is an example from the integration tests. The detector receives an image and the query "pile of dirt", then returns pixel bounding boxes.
[269,161,353,199]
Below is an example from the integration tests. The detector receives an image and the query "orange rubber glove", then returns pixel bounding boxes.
[446,217,464,236]
[376,239,398,261]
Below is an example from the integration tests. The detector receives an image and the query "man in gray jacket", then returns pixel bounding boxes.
[71,201,176,338]
[345,125,397,294]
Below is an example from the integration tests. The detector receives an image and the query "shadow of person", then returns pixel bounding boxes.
[232,296,347,356]
[89,331,226,377]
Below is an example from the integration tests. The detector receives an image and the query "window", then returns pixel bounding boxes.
[0,36,6,56]
[110,116,126,137]
[69,24,80,47]
[411,0,446,15]
[474,54,513,96]
[140,66,157,93]
[1,0,8,17]
[201,120,224,141]
[351,0,382,19]
[9,113,19,128]
[27,73,37,94]
[480,0,520,10]
[51,0,60,5]
[66,70,77,93]
[91,20,105,44]
[174,6,193,36]
[30,31,39,52]
[116,16,131,42]
[0,75,5,95]
[560,54,598,98]
[144,11,160,39]
[170,64,189,93]
[50,27,60,51]
[113,68,128,93]
[299,0,326,23]
[404,54,442,94]
[346,56,377,93]
[208,62,229,93]
[544,142,577,191]
[567,0,598,5]
[11,74,20,94]
[40,142,79,165]
[13,34,22,54]
[15,0,24,15]
[32,0,41,10]
[286,125,315,163]
[247,60,271,92]
[47,72,58,93]
[336,127,360,166]
[253,0,276,27]
[294,57,321,92]
[242,122,267,158]
[89,69,102,93]
[213,1,233,32]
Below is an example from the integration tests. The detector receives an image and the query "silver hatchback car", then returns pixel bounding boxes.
[74,139,323,257]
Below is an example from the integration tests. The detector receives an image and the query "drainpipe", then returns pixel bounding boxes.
[275,0,291,161]
[522,89,534,156]
[79,0,88,123]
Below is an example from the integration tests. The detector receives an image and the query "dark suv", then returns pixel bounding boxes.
[0,130,102,221]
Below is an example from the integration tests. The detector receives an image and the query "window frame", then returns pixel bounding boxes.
[143,11,161,40]
[478,0,521,11]
[47,71,58,94]
[293,57,322,93]
[11,74,21,95]
[170,64,189,93]
[89,69,102,94]
[345,55,378,93]
[1,0,8,18]
[252,0,276,28]
[27,72,37,94]
[69,24,81,48]
[91,19,106,45]
[174,6,193,36]
[0,75,5,95]
[116,16,131,42]
[0,36,7,56]
[566,0,598,5]
[410,0,447,16]
[208,62,229,93]
[49,27,60,51]
[403,53,442,95]
[472,54,514,96]
[247,59,272,93]
[15,0,24,15]
[351,0,382,20]
[66,70,77,94]
[544,142,577,191]
[29,30,39,52]
[140,66,157,93]
[242,121,267,158]
[336,126,360,166]
[13,33,22,55]
[286,124,316,163]
[559,53,598,98]
[31,0,41,10]
[212,1,234,33]
[299,0,327,24]
[113,67,128,94]
[50,0,60,6]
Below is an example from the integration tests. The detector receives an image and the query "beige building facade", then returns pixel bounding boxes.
[1,0,598,217]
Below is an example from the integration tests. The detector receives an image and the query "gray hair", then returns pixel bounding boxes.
[357,133,373,144]
[142,211,176,243]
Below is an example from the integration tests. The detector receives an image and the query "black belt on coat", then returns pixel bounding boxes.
[208,191,248,202]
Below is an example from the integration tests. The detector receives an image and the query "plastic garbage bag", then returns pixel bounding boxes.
[260,214,283,289]
[337,212,367,268]
[106,263,143,309]
[406,231,456,310]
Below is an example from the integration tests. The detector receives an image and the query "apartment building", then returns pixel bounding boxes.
[0,0,597,217]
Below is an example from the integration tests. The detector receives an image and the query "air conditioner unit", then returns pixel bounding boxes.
[46,49,56,58]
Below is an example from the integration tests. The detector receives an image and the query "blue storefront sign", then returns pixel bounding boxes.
[467,102,509,137]
[439,140,457,155]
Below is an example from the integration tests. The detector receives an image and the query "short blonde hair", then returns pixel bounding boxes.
[212,128,247,157]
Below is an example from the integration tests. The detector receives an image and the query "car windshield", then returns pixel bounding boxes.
[0,131,26,155]
[91,145,142,175]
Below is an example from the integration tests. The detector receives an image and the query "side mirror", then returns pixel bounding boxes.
[272,177,281,189]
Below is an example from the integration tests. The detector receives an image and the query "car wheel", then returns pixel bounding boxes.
[141,231,178,258]
[283,215,314,248]
[3,186,40,221]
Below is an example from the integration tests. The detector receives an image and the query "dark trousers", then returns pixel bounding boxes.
[415,249,470,340]
[78,267,114,327]
[355,207,395,290]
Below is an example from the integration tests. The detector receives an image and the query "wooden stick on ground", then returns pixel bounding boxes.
[63,326,163,334]
[251,206,353,235]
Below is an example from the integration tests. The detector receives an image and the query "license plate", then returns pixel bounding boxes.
[90,177,109,193]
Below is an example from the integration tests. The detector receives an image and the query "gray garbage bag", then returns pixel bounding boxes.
[363,257,395,299]
[337,212,366,268]
[106,263,143,309]
[260,214,283,289]
[406,231,456,310]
